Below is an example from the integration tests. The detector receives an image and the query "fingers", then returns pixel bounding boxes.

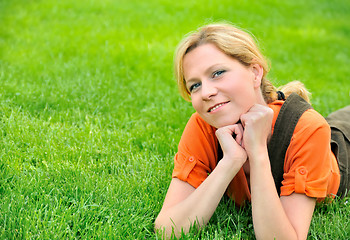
[215,124,244,150]
[239,104,273,156]
[239,104,273,133]
[216,124,247,165]
[234,123,244,146]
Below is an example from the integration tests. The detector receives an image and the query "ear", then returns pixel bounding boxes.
[250,63,264,88]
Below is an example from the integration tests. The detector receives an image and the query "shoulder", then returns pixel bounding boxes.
[285,106,332,167]
[268,100,329,135]
[294,108,330,139]
[177,112,218,162]
[173,112,218,187]
[177,112,219,166]
[181,112,217,141]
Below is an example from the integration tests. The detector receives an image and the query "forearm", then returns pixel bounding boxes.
[249,150,298,240]
[155,159,241,237]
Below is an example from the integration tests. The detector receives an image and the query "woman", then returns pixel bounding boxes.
[155,23,340,239]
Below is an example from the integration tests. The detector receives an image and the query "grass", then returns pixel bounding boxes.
[0,0,349,239]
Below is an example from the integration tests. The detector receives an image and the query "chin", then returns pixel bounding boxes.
[210,119,240,129]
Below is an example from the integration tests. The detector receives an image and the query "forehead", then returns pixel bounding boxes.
[183,43,232,80]
[184,43,227,64]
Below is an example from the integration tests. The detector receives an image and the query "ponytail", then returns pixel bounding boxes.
[277,81,311,103]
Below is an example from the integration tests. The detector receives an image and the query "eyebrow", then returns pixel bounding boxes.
[185,63,226,83]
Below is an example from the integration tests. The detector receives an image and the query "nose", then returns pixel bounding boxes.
[201,80,218,100]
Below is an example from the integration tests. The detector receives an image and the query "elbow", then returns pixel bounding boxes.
[154,214,173,239]
[154,214,184,239]
[154,215,163,233]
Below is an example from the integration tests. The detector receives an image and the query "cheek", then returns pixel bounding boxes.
[191,97,200,111]
[228,76,255,96]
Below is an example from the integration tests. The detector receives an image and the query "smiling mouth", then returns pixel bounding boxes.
[208,101,229,112]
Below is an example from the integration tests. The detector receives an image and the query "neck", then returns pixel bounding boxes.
[255,89,268,106]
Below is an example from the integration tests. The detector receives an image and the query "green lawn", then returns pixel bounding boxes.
[0,0,349,239]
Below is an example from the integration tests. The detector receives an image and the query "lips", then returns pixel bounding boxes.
[208,101,229,112]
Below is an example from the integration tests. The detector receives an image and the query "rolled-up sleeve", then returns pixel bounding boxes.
[280,109,340,199]
[172,113,218,188]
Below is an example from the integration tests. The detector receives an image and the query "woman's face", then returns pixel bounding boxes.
[183,43,264,128]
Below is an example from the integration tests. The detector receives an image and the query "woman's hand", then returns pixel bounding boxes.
[156,123,247,238]
[240,104,273,160]
[215,123,247,167]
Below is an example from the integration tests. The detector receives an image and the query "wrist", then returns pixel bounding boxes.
[248,146,270,169]
[217,156,245,177]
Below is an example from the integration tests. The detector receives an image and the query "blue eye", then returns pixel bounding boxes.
[189,82,201,93]
[212,70,226,78]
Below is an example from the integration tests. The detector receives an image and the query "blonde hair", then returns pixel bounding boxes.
[174,23,311,103]
[277,80,311,103]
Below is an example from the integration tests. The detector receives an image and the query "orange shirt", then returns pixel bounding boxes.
[172,100,340,206]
